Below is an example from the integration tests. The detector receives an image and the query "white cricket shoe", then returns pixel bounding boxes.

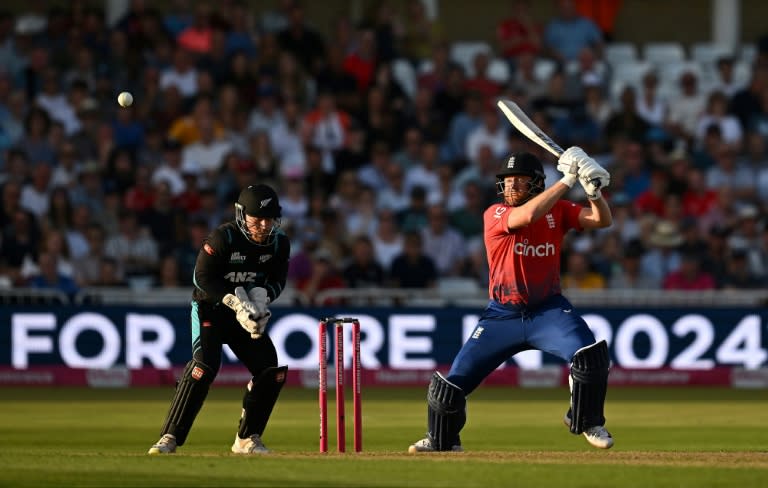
[231,434,269,454]
[407,437,463,453]
[148,434,177,454]
[563,413,614,449]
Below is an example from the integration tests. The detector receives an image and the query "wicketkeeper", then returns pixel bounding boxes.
[149,184,290,454]
[409,147,616,452]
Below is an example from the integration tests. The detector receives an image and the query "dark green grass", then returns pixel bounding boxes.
[1,387,767,487]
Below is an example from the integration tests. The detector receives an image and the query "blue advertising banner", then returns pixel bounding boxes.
[1,306,767,370]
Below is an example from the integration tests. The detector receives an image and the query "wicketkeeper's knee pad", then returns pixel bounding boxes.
[238,366,288,438]
[160,360,216,445]
[569,340,610,434]
[427,372,466,451]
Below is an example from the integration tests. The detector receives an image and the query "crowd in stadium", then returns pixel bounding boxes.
[0,0,767,304]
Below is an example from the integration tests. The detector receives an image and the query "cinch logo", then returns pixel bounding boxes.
[230,252,246,263]
[514,240,555,257]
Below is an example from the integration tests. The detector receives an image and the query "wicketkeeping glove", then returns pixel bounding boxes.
[247,287,272,338]
[222,286,262,338]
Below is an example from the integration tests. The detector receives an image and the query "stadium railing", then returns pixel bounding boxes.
[2,287,766,308]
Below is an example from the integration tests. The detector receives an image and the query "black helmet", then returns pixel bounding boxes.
[235,184,282,244]
[495,152,546,204]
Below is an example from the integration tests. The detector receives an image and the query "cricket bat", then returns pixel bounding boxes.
[496,99,565,158]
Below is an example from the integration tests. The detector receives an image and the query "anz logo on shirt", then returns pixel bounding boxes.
[224,271,259,283]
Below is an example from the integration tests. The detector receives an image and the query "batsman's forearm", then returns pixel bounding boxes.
[589,195,613,227]
[508,183,569,229]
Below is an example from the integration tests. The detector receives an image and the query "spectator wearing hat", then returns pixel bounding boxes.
[640,219,683,288]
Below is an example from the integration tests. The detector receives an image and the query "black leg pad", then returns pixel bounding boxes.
[427,372,466,451]
[570,340,610,434]
[160,360,215,445]
[238,366,288,438]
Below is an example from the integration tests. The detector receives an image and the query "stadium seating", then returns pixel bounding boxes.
[643,42,686,65]
[604,42,639,67]
[392,58,418,99]
[450,41,493,76]
[487,58,511,84]
[690,42,736,66]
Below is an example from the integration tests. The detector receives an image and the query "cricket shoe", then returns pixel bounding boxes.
[563,412,614,449]
[231,434,269,454]
[407,437,463,453]
[147,434,177,454]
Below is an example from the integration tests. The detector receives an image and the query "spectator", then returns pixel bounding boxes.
[465,106,509,164]
[464,52,501,100]
[562,250,606,289]
[496,0,542,64]
[401,0,442,63]
[640,219,683,288]
[73,223,115,287]
[542,0,603,63]
[27,251,79,296]
[371,207,404,271]
[343,235,385,288]
[302,92,351,172]
[695,91,743,151]
[665,70,707,144]
[276,3,326,74]
[421,204,466,277]
[388,230,437,288]
[608,239,655,289]
[719,248,765,289]
[635,70,667,128]
[296,248,345,305]
[662,252,716,290]
[105,210,160,278]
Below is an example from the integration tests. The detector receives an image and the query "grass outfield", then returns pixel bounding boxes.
[1,386,766,487]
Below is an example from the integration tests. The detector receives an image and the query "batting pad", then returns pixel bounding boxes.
[427,372,466,451]
[160,360,215,445]
[238,366,288,438]
[569,340,610,434]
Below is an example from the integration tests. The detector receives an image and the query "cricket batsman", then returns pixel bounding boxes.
[408,147,615,452]
[149,184,291,454]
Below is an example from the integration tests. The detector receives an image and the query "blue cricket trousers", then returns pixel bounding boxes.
[447,294,596,394]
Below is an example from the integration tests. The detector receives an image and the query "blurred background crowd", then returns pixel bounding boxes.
[0,0,767,305]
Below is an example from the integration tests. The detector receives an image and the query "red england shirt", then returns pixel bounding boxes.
[484,200,583,306]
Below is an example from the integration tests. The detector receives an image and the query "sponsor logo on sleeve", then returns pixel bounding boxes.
[191,366,205,380]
